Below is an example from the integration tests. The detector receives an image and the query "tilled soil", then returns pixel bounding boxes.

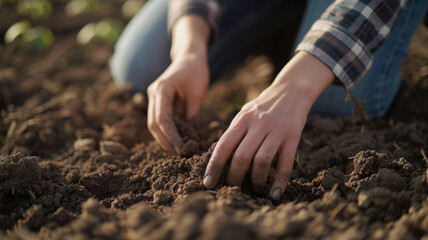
[1,3,428,240]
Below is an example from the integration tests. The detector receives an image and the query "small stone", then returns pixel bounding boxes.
[420,65,428,78]
[100,140,128,156]
[378,168,406,191]
[132,93,147,110]
[74,138,96,151]
[182,139,199,156]
[153,190,172,204]
[208,121,220,129]
[358,192,370,209]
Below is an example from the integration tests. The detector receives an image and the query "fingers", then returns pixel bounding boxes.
[203,124,246,189]
[147,94,175,153]
[173,98,185,116]
[251,133,281,194]
[156,92,183,154]
[186,92,203,119]
[226,129,265,187]
[270,139,299,201]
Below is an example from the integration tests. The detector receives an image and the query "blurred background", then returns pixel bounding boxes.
[0,0,146,50]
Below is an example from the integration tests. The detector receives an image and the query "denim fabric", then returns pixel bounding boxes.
[110,0,427,118]
[110,0,305,91]
[295,0,428,118]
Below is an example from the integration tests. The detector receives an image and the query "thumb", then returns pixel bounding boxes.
[186,93,203,119]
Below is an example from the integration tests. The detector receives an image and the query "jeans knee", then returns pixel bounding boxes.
[109,50,146,93]
[109,53,127,89]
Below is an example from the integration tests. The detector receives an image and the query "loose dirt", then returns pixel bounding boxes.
[1,2,428,239]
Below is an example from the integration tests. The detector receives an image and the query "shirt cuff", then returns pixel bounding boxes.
[168,0,220,44]
[296,20,373,91]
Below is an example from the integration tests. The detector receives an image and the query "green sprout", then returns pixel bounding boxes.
[5,20,54,51]
[76,22,97,45]
[4,20,31,44]
[95,18,124,44]
[22,26,54,51]
[17,0,53,19]
[65,0,104,16]
[77,18,124,45]
[295,153,302,168]
[121,0,145,19]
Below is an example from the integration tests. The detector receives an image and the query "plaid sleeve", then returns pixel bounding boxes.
[296,0,407,90]
[168,0,221,44]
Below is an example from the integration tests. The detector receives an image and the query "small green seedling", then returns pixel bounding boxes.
[22,26,54,51]
[65,0,104,16]
[76,22,97,45]
[77,18,124,45]
[4,20,31,44]
[295,153,302,168]
[17,0,52,19]
[121,0,145,18]
[95,18,124,44]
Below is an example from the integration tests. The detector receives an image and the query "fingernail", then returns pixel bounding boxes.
[203,175,213,188]
[270,188,282,200]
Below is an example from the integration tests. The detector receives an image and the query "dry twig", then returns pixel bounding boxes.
[421,149,428,166]
[346,90,371,126]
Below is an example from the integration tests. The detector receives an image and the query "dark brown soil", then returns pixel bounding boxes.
[1,2,428,239]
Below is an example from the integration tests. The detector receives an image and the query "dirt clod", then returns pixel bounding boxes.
[182,139,199,157]
[378,168,407,191]
[153,190,173,204]
[100,140,129,156]
[74,138,96,151]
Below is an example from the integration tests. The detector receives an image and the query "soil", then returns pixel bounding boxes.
[1,2,428,240]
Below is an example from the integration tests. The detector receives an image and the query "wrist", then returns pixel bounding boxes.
[271,51,335,109]
[170,15,209,61]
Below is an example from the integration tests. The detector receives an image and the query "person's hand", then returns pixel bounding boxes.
[147,54,209,154]
[203,52,335,200]
[147,15,210,154]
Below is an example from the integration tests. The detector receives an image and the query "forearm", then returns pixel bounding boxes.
[170,15,210,61]
[296,0,407,90]
[270,51,335,112]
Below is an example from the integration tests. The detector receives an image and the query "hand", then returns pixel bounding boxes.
[203,52,335,200]
[147,15,210,154]
[147,54,209,154]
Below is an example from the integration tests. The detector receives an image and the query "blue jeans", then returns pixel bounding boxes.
[110,0,428,118]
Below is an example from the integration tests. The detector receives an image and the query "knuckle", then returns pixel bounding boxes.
[233,152,251,166]
[147,83,157,95]
[253,155,271,170]
[251,171,266,187]
[257,112,269,122]
[192,91,204,100]
[216,136,231,149]
[236,111,250,122]
[240,104,250,112]
[281,151,296,162]
[147,121,156,132]
[155,114,168,125]
[159,117,168,125]
[252,178,266,189]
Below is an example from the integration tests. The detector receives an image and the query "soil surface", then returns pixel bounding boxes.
[1,2,428,240]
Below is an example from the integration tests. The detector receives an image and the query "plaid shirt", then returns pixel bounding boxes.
[168,0,407,90]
